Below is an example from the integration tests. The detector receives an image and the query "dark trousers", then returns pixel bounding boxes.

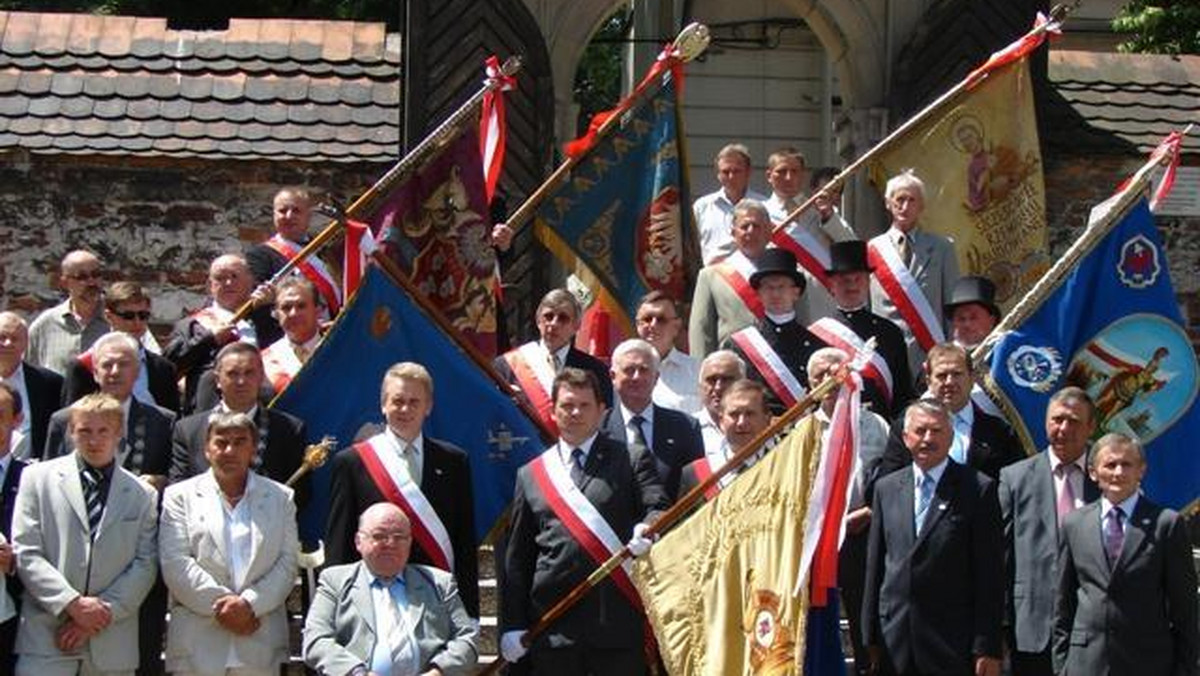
[839,530,870,675]
[530,645,646,676]
[0,614,16,674]
[1010,648,1054,676]
[137,576,168,676]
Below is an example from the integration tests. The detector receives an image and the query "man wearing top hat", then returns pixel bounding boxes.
[722,248,827,416]
[808,241,915,418]
[947,276,1001,352]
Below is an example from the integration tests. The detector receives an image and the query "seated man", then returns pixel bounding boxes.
[159,411,298,676]
[304,502,478,676]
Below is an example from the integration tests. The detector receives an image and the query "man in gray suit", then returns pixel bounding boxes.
[1053,433,1198,676]
[1000,387,1099,676]
[12,393,159,676]
[303,502,478,676]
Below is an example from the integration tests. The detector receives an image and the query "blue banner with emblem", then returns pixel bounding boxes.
[985,197,1200,510]
[273,264,547,542]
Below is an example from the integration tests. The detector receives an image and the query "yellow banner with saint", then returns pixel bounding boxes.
[633,418,823,675]
[869,58,1048,309]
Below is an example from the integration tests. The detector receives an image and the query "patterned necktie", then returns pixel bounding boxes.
[630,414,649,449]
[377,577,417,674]
[81,466,105,536]
[570,448,586,488]
[915,473,935,535]
[1104,507,1125,568]
[1055,463,1078,523]
[897,233,913,266]
[783,197,799,215]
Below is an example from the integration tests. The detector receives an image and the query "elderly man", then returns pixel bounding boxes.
[867,171,960,376]
[304,503,478,676]
[692,350,746,456]
[325,362,478,617]
[494,289,613,432]
[27,250,111,376]
[164,254,280,414]
[688,198,776,359]
[63,282,180,413]
[246,187,341,316]
[260,276,323,392]
[634,291,700,414]
[999,387,1100,676]
[159,411,298,676]
[501,368,666,674]
[601,339,702,500]
[170,342,308,509]
[1054,433,1198,676]
[863,400,1003,676]
[0,312,63,461]
[692,143,766,265]
[0,383,29,671]
[677,378,772,500]
[12,393,158,676]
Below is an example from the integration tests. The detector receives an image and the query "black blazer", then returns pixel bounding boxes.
[43,399,175,476]
[169,406,310,511]
[723,317,827,415]
[502,436,668,651]
[0,456,26,666]
[601,404,702,500]
[863,460,1003,675]
[20,362,63,462]
[492,343,614,407]
[324,436,479,617]
[834,307,916,414]
[162,308,282,414]
[62,350,181,414]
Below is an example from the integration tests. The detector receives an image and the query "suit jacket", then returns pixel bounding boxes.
[12,454,159,671]
[998,452,1099,654]
[601,403,703,500]
[863,460,1003,675]
[687,264,761,360]
[0,457,27,643]
[169,406,310,511]
[868,229,960,376]
[159,471,298,673]
[163,307,282,414]
[1053,497,1198,676]
[302,561,478,676]
[43,399,175,477]
[502,436,668,650]
[18,362,63,463]
[62,349,181,414]
[324,437,478,617]
[724,316,827,415]
[832,307,916,415]
[492,343,614,408]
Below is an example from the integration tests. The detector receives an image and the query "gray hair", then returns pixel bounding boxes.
[806,347,850,377]
[700,350,746,379]
[715,143,752,168]
[885,169,926,201]
[732,198,769,225]
[903,399,952,429]
[1048,386,1096,423]
[205,411,260,445]
[611,338,660,373]
[91,331,140,357]
[1091,432,1146,467]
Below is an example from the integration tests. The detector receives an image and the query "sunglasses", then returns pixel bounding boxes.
[112,310,152,321]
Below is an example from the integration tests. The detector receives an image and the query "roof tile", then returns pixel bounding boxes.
[33,12,69,56]
[65,14,103,56]
[97,16,135,57]
[3,13,40,56]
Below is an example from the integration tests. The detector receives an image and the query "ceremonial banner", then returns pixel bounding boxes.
[273,265,544,542]
[535,75,697,345]
[367,129,500,355]
[868,57,1047,310]
[634,418,824,674]
[985,198,1200,510]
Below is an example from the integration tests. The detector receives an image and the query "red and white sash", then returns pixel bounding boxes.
[771,212,832,290]
[502,342,559,436]
[355,435,454,571]
[713,252,765,319]
[264,235,342,316]
[866,237,945,351]
[686,457,721,502]
[528,448,643,611]
[807,318,894,405]
[730,326,805,408]
[260,338,301,393]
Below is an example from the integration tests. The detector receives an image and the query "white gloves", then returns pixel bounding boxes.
[627,522,655,558]
[500,630,528,663]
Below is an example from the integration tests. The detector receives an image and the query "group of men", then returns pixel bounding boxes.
[0,149,1191,676]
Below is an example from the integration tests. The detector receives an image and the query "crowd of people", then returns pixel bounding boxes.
[0,146,1193,676]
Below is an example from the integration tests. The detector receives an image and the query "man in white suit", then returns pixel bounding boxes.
[158,411,298,676]
[303,502,478,676]
[12,393,159,676]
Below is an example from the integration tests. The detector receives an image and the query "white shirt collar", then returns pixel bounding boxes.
[291,333,321,353]
[385,426,424,455]
[913,457,950,485]
[558,431,599,466]
[540,341,571,369]
[1048,449,1088,475]
[219,401,259,420]
[887,225,915,243]
[765,310,796,324]
[1101,492,1139,520]
[619,401,654,425]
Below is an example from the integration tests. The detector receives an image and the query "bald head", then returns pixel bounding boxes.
[208,254,254,310]
[60,250,104,311]
[0,312,28,374]
[355,503,413,578]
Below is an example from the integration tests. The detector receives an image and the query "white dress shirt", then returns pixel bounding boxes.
[693,408,724,458]
[220,472,257,667]
[1048,451,1088,513]
[557,431,599,468]
[619,402,654,448]
[652,349,701,415]
[384,427,425,484]
[694,187,767,264]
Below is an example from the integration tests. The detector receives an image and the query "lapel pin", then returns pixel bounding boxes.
[938,503,948,511]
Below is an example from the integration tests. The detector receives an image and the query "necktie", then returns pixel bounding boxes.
[1104,507,1125,568]
[81,466,105,536]
[549,351,562,373]
[294,344,311,364]
[1055,463,1078,523]
[630,414,649,450]
[897,233,913,266]
[376,577,418,676]
[915,473,935,535]
[783,197,799,214]
[401,443,419,483]
[570,448,586,488]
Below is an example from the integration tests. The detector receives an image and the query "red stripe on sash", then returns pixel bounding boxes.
[866,244,939,351]
[264,237,342,316]
[771,229,831,290]
[502,351,559,436]
[713,265,765,319]
[355,443,450,571]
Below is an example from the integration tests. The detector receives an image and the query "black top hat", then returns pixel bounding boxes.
[945,276,1001,319]
[826,241,873,275]
[750,248,806,291]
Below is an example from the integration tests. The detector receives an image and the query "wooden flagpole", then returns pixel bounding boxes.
[229,56,524,324]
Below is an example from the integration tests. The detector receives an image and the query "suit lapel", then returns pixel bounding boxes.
[403,566,429,632]
[245,477,266,573]
[353,562,379,636]
[1031,453,1057,538]
[579,439,609,493]
[914,463,955,549]
[60,460,90,531]
[894,468,917,551]
[1077,502,1111,584]
[1114,499,1153,577]
[96,469,133,541]
[604,409,629,446]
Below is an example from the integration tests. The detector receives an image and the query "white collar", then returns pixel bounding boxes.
[540,340,571,367]
[913,457,950,485]
[219,401,259,420]
[290,333,321,353]
[1101,492,1139,520]
[620,401,654,426]
[385,427,424,454]
[558,431,599,464]
[1047,449,1088,475]
[765,310,796,324]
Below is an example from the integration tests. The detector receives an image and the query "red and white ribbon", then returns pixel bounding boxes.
[713,251,765,319]
[342,218,378,299]
[807,318,894,404]
[771,212,832,290]
[264,235,342,316]
[730,326,806,408]
[867,238,945,351]
[481,55,514,202]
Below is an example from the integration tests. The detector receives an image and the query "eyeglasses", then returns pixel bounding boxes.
[362,532,411,545]
[112,310,151,321]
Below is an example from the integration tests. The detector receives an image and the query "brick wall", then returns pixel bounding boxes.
[0,152,388,338]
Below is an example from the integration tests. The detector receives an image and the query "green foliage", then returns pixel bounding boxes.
[572,8,632,137]
[1113,1,1200,55]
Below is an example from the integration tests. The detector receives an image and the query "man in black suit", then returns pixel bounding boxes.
[0,312,62,462]
[169,341,309,510]
[875,343,1022,486]
[1054,433,1198,676]
[863,399,1003,676]
[999,387,1100,676]
[324,361,478,617]
[63,281,180,413]
[0,383,28,672]
[501,368,667,674]
[494,289,613,433]
[245,187,342,319]
[601,338,702,500]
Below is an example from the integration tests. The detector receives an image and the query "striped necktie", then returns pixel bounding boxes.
[81,466,106,536]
